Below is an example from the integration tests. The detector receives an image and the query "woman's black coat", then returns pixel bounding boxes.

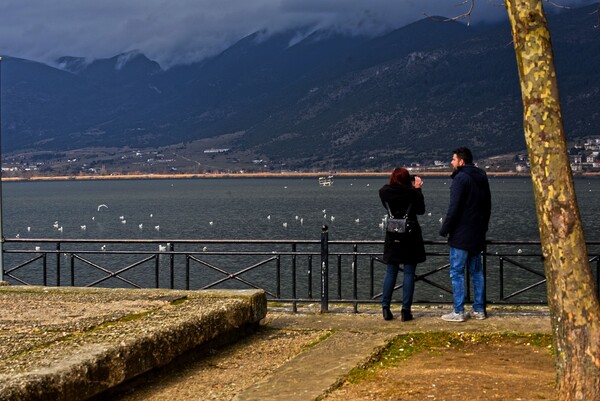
[379,183,426,265]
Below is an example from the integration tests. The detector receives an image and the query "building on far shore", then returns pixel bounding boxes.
[570,137,600,172]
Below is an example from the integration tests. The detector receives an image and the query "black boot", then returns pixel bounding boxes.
[401,309,413,322]
[382,306,394,320]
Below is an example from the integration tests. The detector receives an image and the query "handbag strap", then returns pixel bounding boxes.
[385,202,412,219]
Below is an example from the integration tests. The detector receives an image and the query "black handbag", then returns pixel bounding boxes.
[385,202,412,234]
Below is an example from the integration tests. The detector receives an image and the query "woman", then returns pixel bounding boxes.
[379,167,426,321]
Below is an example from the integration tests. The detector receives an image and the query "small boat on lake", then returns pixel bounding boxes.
[318,175,334,186]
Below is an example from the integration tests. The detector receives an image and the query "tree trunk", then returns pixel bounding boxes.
[504,1,600,399]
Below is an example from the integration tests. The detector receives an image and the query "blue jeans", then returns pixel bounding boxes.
[382,263,416,310]
[449,247,485,313]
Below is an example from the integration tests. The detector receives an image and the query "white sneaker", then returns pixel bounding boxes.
[441,311,467,322]
[470,311,487,320]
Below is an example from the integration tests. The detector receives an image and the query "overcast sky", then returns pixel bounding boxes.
[0,0,596,68]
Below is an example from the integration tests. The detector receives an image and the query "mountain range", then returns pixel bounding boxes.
[1,4,599,171]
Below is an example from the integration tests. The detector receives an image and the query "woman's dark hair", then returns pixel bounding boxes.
[453,147,473,164]
[389,167,411,187]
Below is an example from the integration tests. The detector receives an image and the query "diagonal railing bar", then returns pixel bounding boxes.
[72,253,156,288]
[3,254,46,286]
[4,254,45,276]
[3,272,30,285]
[503,279,547,300]
[498,255,547,301]
[187,254,279,296]
[501,256,546,278]
[414,264,453,293]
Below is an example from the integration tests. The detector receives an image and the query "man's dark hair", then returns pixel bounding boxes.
[453,147,473,164]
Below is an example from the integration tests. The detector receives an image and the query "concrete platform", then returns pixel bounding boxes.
[0,285,266,401]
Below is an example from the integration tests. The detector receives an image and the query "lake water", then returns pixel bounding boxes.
[1,176,598,241]
[1,176,598,303]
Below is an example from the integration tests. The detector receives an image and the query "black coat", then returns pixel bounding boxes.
[379,183,426,265]
[439,164,492,254]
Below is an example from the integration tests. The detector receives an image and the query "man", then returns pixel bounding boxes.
[439,147,491,322]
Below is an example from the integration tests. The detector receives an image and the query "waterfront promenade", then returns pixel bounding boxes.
[0,283,553,401]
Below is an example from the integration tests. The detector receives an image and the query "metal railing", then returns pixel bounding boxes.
[1,227,599,312]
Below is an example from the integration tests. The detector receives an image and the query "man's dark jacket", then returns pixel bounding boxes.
[439,164,491,254]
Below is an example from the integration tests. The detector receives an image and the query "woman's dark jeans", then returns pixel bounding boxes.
[382,263,416,310]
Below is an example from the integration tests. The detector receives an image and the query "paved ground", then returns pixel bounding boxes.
[109,304,553,401]
[0,284,553,401]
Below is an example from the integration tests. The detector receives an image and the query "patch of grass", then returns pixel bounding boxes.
[345,331,553,384]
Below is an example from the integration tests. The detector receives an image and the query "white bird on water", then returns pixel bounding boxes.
[57,226,63,233]
[355,218,360,223]
[209,221,214,226]
[101,245,106,251]
[283,222,288,228]
[97,204,108,212]
[27,227,31,232]
[158,245,167,252]
[139,224,143,230]
[300,218,304,225]
[81,225,86,230]
[119,216,125,220]
[53,221,59,229]
[121,220,127,224]
[155,225,160,231]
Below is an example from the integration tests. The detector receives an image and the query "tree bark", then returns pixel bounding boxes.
[504,1,600,399]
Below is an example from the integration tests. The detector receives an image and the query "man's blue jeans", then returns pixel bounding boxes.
[449,247,485,313]
[382,263,416,310]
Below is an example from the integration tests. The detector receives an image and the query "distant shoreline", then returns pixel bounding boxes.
[1,171,598,182]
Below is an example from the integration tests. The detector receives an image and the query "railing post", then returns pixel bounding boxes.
[337,255,342,300]
[320,225,329,313]
[155,254,160,288]
[42,253,47,286]
[56,242,61,286]
[292,243,297,313]
[307,255,313,299]
[499,256,504,301]
[276,255,281,299]
[185,255,190,290]
[352,243,358,313]
[169,242,175,289]
[70,254,75,286]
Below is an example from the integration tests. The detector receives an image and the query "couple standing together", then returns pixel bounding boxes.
[379,147,491,322]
